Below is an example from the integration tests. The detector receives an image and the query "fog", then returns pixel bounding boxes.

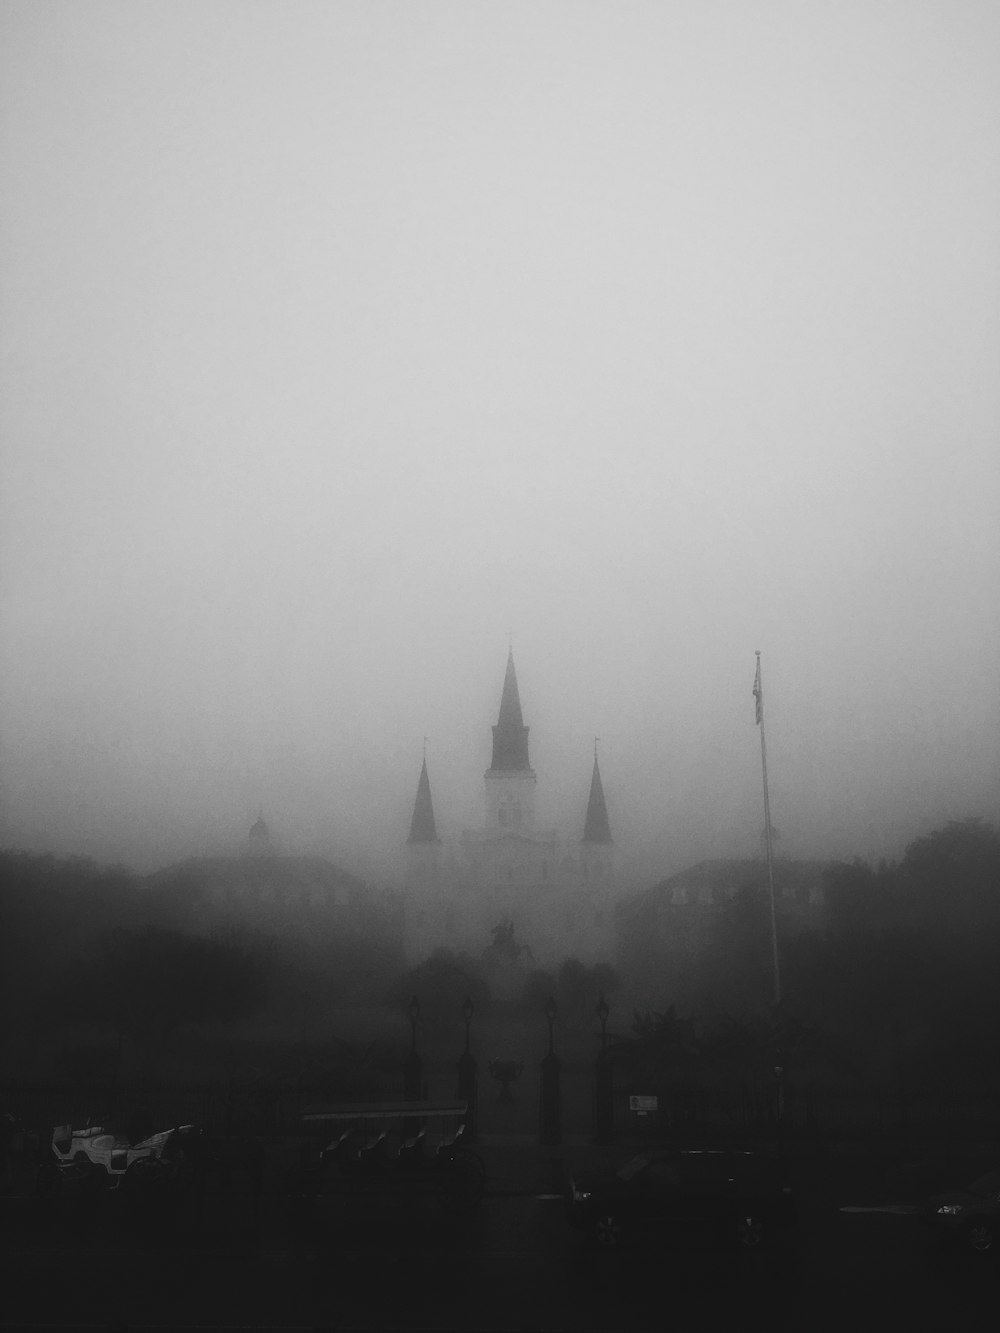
[1,1,997,887]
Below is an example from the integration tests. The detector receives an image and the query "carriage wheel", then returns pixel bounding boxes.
[71,1151,104,1184]
[124,1156,168,1191]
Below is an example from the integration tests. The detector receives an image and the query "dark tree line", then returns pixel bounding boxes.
[58,927,270,1047]
[390,944,620,1029]
[791,818,1000,1092]
[3,819,996,1099]
[626,819,1000,1099]
[0,849,401,1081]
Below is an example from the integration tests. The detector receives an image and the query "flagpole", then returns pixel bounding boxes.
[754,651,781,1008]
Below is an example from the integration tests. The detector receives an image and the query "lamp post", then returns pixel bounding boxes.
[774,1055,785,1130]
[594,993,614,1145]
[404,995,422,1101]
[595,992,610,1053]
[458,995,478,1141]
[540,996,561,1145]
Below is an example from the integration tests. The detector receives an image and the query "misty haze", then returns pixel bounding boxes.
[1,2,998,1330]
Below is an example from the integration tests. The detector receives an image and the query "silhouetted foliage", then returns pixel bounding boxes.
[5,817,999,1100]
[615,818,1000,1099]
[60,926,269,1043]
[789,819,1000,1088]
[901,817,1000,927]
[554,958,620,1019]
[513,959,619,1020]
[519,968,556,1011]
[823,858,897,932]
[389,948,491,1025]
[611,1007,700,1086]
[699,885,775,1010]
[292,1037,398,1097]
[0,848,407,1079]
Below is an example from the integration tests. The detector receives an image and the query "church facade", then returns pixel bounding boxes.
[404,650,616,968]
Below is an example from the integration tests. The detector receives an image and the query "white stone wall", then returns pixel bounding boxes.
[483,770,537,833]
[404,824,617,969]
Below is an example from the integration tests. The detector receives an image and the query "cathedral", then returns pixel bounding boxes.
[403,649,616,968]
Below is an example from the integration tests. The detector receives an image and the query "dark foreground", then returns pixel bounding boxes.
[1,1140,997,1332]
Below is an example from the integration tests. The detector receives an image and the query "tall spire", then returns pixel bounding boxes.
[408,756,439,843]
[489,648,531,772]
[582,747,613,843]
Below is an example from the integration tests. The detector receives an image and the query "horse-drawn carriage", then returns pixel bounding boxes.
[50,1122,196,1182]
[291,1100,485,1215]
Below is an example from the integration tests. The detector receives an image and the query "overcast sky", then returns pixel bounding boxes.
[1,0,997,886]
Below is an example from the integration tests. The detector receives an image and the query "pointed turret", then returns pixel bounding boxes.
[249,808,273,857]
[489,649,531,772]
[408,757,439,843]
[582,751,613,843]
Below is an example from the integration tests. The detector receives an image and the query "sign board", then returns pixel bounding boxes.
[628,1095,658,1116]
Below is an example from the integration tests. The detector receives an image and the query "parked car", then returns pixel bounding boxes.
[921,1168,1000,1255]
[50,1122,196,1185]
[566,1148,796,1250]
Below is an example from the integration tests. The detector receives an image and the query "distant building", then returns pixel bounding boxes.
[404,649,616,968]
[616,858,829,1005]
[643,859,828,912]
[157,654,836,994]
[144,830,399,943]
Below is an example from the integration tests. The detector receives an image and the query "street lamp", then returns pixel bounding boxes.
[593,992,614,1145]
[773,1053,785,1123]
[545,995,557,1055]
[407,995,421,1053]
[462,995,474,1054]
[540,995,561,1145]
[595,992,610,1052]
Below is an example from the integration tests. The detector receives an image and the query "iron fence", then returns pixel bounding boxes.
[3,1075,998,1147]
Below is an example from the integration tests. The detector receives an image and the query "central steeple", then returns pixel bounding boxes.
[484,647,537,834]
[489,648,532,773]
[582,748,613,843]
[408,755,439,844]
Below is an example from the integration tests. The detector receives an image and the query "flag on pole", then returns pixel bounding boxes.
[753,657,763,725]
